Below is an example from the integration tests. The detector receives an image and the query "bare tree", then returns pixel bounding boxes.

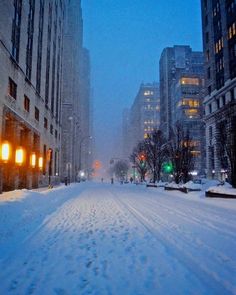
[216,118,236,187]
[143,129,167,182]
[168,123,194,184]
[112,160,129,181]
[130,142,148,182]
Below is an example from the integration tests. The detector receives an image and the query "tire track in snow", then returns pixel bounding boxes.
[110,189,236,295]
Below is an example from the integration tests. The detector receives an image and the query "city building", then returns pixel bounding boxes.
[159,45,204,138]
[61,0,83,183]
[128,83,160,154]
[171,74,206,174]
[0,0,66,192]
[78,47,93,177]
[61,0,92,183]
[201,0,236,180]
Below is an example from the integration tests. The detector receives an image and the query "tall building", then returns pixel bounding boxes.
[128,83,160,154]
[0,0,66,192]
[171,74,206,174]
[201,0,236,180]
[78,47,92,176]
[159,45,204,138]
[60,0,85,182]
[61,2,92,182]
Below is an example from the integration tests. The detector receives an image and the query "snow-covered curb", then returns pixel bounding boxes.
[206,183,236,198]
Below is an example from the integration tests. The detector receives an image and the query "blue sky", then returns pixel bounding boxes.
[81,0,203,163]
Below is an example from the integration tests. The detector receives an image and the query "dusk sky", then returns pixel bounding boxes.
[81,0,203,165]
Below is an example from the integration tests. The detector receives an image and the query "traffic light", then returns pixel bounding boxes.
[163,162,173,174]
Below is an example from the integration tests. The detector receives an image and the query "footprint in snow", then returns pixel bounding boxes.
[8,280,18,291]
[54,287,67,295]
[86,260,93,268]
[139,255,148,265]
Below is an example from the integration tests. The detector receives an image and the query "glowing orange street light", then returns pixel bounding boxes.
[15,147,25,165]
[30,153,36,168]
[1,141,11,162]
[38,156,43,170]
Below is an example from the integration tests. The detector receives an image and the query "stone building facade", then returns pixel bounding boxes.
[201,0,236,180]
[0,0,66,191]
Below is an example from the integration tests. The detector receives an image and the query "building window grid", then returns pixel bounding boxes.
[45,3,53,107]
[11,0,22,62]
[36,0,45,93]
[50,8,58,115]
[26,0,35,80]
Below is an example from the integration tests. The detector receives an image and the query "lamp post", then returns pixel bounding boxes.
[0,141,11,194]
[79,135,92,179]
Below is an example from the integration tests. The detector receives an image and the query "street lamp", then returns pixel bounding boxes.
[0,141,12,194]
[15,147,25,165]
[30,153,36,168]
[79,135,92,179]
[38,156,43,170]
[1,141,11,162]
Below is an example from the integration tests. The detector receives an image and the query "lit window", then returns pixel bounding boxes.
[180,78,200,85]
[178,99,200,107]
[184,109,199,118]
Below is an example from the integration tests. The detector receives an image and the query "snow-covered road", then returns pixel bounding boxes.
[0,183,235,295]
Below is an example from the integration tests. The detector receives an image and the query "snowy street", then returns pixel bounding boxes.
[0,183,236,295]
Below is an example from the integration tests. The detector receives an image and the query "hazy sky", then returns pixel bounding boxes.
[81,0,203,165]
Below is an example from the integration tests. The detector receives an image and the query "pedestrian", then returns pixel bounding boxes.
[64,176,68,186]
[111,177,114,184]
[101,178,104,182]
[130,177,133,183]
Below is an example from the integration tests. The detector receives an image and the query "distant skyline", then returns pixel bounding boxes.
[81,0,203,167]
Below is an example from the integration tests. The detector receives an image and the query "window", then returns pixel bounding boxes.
[216,98,220,109]
[24,95,30,112]
[36,0,45,93]
[231,89,235,101]
[184,109,199,118]
[55,129,58,139]
[50,124,53,135]
[180,77,200,85]
[45,3,53,106]
[207,67,211,79]
[206,50,210,62]
[26,0,35,80]
[35,107,39,121]
[208,85,212,95]
[208,103,212,114]
[222,95,226,106]
[209,126,213,139]
[8,78,17,99]
[44,117,48,129]
[12,0,22,62]
[178,99,200,108]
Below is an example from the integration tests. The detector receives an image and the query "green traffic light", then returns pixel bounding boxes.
[163,162,173,173]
